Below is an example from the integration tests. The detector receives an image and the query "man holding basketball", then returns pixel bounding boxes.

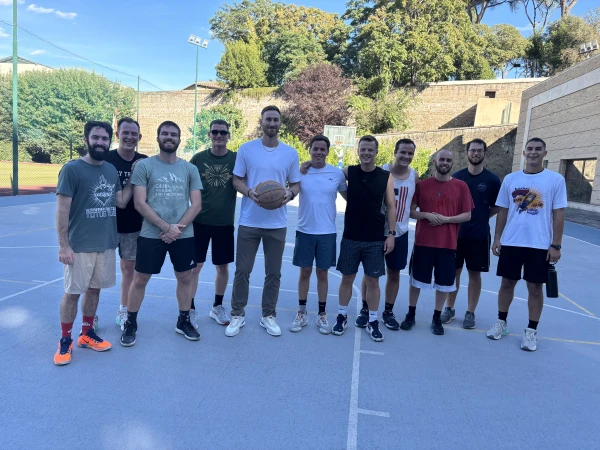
[227,105,301,337]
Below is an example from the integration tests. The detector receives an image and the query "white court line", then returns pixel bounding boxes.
[357,408,390,418]
[564,235,600,249]
[0,246,58,249]
[0,201,55,209]
[360,350,384,356]
[0,277,63,303]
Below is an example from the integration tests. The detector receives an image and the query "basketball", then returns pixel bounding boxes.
[255,180,286,210]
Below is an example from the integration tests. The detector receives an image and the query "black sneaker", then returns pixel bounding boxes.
[332,314,348,336]
[120,320,137,347]
[176,316,200,341]
[355,308,369,328]
[367,320,384,342]
[400,314,416,330]
[431,318,444,335]
[382,311,400,330]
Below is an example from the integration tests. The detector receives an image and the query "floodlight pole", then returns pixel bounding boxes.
[193,44,199,152]
[136,75,140,122]
[12,0,18,195]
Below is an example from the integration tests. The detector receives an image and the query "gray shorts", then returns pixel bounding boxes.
[292,231,336,269]
[336,238,385,278]
[118,232,140,260]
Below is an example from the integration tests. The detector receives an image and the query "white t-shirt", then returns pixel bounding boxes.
[233,139,302,229]
[496,169,568,250]
[382,164,416,236]
[297,164,347,235]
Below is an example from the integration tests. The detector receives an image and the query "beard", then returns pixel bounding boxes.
[436,164,452,175]
[159,140,179,154]
[87,144,108,161]
[262,126,279,138]
[468,156,484,166]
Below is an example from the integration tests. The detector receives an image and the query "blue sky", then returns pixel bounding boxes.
[0,0,595,91]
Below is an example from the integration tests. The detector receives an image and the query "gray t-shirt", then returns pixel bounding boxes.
[56,159,122,253]
[131,156,203,239]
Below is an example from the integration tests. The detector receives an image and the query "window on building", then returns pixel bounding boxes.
[564,158,596,204]
[485,90,496,98]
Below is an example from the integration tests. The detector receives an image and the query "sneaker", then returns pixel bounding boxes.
[521,328,538,351]
[367,320,384,342]
[463,311,476,329]
[431,318,444,335]
[77,330,112,351]
[440,307,455,324]
[225,315,245,337]
[260,316,281,336]
[53,337,73,366]
[332,314,348,336]
[189,309,199,330]
[400,314,416,331]
[93,315,99,332]
[209,305,231,325]
[355,308,369,328]
[290,311,308,332]
[120,320,137,347]
[486,320,508,340]
[176,316,201,341]
[317,313,330,335]
[116,310,128,331]
[382,311,400,330]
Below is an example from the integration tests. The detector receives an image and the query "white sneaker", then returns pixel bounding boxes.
[116,310,128,331]
[521,328,538,351]
[209,305,231,325]
[93,315,99,332]
[316,313,330,335]
[225,315,245,337]
[486,320,508,340]
[189,309,198,330]
[289,311,307,332]
[260,316,281,336]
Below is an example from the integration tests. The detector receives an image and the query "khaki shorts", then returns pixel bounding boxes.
[118,232,140,260]
[64,249,116,294]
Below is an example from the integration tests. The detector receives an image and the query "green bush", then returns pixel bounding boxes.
[185,104,248,153]
[349,91,411,135]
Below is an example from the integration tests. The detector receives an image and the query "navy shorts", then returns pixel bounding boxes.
[409,245,456,292]
[337,238,385,278]
[135,237,197,274]
[385,232,409,271]
[456,236,490,272]
[292,231,336,269]
[193,222,235,266]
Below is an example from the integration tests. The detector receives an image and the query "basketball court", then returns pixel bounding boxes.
[0,193,599,450]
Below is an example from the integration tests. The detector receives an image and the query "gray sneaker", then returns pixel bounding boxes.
[93,315,99,332]
[189,309,199,330]
[316,313,330,335]
[290,311,308,332]
[209,305,231,325]
[440,307,455,324]
[462,311,476,329]
[521,328,538,351]
[486,320,508,340]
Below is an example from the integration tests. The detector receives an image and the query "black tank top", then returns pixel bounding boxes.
[343,165,389,242]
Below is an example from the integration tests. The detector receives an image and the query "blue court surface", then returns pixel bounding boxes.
[1,194,599,450]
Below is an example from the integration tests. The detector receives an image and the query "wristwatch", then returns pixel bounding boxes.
[550,244,561,250]
[388,231,397,236]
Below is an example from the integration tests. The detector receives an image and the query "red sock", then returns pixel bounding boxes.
[81,316,94,335]
[61,322,73,338]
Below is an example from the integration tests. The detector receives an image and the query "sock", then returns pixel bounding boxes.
[498,311,508,322]
[318,301,326,315]
[81,316,94,335]
[119,305,127,312]
[190,298,196,310]
[527,320,539,330]
[338,305,347,317]
[369,311,378,322]
[61,322,73,339]
[127,311,138,326]
[299,299,307,313]
[433,310,442,320]
[408,306,416,316]
[361,300,368,311]
[213,294,224,308]
[384,302,394,312]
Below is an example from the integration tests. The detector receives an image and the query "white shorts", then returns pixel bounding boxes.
[64,249,116,294]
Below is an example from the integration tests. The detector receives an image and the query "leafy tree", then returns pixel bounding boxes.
[466,0,520,24]
[349,90,411,135]
[480,24,529,78]
[512,0,560,33]
[216,39,268,89]
[184,104,247,152]
[209,0,276,44]
[584,6,600,32]
[559,0,577,17]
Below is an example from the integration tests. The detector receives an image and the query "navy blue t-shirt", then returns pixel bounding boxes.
[453,167,501,239]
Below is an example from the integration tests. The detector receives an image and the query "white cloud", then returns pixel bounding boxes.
[0,1,26,6]
[515,25,533,31]
[55,10,76,19]
[0,27,8,38]
[30,49,45,55]
[27,4,54,13]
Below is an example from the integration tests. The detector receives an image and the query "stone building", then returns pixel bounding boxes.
[0,56,53,75]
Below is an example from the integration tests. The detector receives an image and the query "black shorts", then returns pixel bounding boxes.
[456,236,490,272]
[193,222,235,266]
[496,245,549,284]
[409,245,456,292]
[336,238,385,278]
[135,237,197,274]
[385,232,409,271]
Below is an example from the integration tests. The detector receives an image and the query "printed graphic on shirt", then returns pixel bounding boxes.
[87,175,116,219]
[512,187,544,215]
[154,172,185,198]
[477,183,487,193]
[394,187,410,223]
[202,163,232,187]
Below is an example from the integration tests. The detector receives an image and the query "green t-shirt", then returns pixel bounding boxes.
[131,156,203,239]
[190,149,237,226]
[56,159,122,253]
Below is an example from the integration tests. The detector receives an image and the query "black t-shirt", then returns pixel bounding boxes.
[453,167,501,239]
[343,165,389,242]
[105,149,148,233]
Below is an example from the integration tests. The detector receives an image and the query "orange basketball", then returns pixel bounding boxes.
[255,180,286,210]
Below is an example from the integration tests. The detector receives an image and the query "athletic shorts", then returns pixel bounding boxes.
[409,245,456,292]
[193,222,235,266]
[292,231,336,269]
[455,236,490,272]
[385,232,409,271]
[135,237,197,274]
[118,232,140,260]
[64,249,116,295]
[337,238,385,278]
[497,245,549,284]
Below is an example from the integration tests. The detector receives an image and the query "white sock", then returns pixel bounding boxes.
[369,311,378,322]
[120,305,127,312]
[338,305,347,317]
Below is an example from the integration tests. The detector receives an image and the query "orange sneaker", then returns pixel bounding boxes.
[54,337,73,366]
[77,330,112,352]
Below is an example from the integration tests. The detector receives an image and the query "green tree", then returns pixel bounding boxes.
[209,0,276,44]
[349,91,411,135]
[480,24,529,78]
[184,104,247,153]
[584,6,600,32]
[216,39,268,89]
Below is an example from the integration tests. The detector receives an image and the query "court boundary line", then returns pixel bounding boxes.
[0,227,54,238]
[0,201,55,209]
[0,277,63,303]
[559,292,596,318]
[563,235,600,248]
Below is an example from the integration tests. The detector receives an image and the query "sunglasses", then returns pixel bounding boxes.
[210,130,229,136]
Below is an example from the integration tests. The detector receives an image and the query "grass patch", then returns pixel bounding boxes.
[0,160,63,189]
